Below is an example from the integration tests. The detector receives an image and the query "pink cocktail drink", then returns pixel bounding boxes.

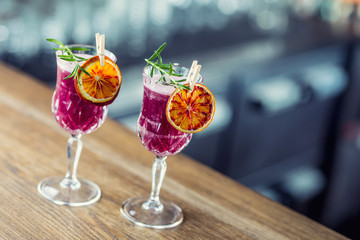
[52,54,107,135]
[137,73,192,157]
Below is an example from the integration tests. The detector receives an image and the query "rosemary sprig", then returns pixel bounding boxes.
[46,38,91,82]
[145,43,190,91]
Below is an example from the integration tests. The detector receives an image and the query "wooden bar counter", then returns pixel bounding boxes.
[0,62,348,239]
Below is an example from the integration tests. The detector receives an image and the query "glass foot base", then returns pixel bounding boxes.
[38,176,101,207]
[121,197,183,229]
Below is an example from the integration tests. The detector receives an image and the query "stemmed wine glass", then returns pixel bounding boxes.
[121,65,202,228]
[38,45,116,206]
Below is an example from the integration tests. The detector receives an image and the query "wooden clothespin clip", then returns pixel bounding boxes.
[187,60,201,91]
[96,33,105,66]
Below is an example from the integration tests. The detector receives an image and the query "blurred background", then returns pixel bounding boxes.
[1,0,360,238]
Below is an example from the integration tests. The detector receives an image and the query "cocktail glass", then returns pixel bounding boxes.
[121,65,202,228]
[38,45,116,206]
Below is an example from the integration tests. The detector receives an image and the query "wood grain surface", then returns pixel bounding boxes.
[0,62,348,239]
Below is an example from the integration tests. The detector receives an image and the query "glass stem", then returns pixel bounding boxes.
[60,134,82,190]
[142,156,167,212]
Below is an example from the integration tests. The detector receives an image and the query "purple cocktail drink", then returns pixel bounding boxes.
[137,73,192,157]
[52,54,107,135]
[38,44,117,207]
[122,64,202,229]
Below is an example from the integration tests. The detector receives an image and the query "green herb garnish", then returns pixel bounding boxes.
[145,43,190,90]
[46,38,91,81]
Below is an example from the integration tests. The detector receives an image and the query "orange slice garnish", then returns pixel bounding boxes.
[76,55,122,106]
[166,83,216,133]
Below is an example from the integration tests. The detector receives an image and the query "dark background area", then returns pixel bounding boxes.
[1,0,360,238]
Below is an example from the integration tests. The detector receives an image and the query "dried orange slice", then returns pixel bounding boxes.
[166,83,215,133]
[76,55,122,106]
